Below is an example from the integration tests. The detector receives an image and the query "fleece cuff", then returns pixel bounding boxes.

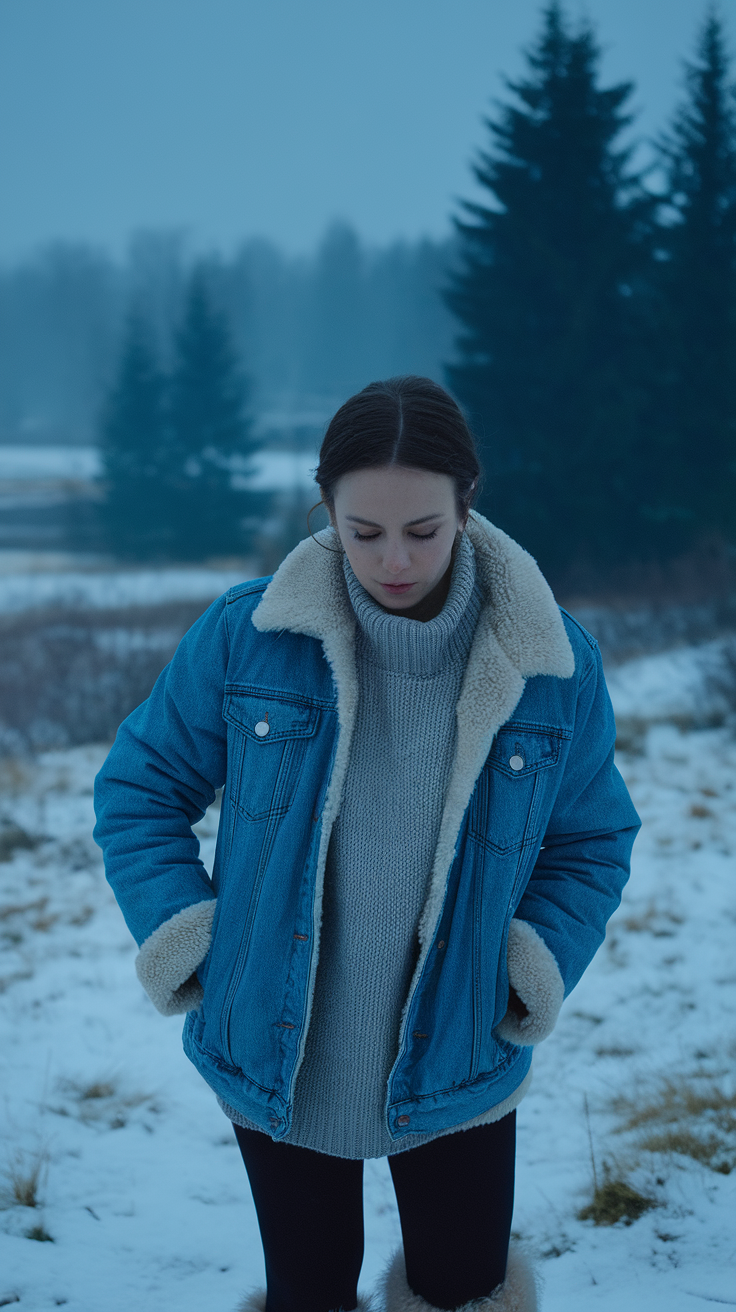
[135,899,216,1016]
[496,917,565,1046]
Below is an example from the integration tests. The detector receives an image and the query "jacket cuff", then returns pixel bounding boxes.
[496,917,565,1046]
[135,899,216,1016]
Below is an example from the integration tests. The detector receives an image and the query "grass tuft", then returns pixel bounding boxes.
[578,1173,657,1226]
[0,1149,48,1210]
[25,1223,54,1242]
[79,1080,116,1101]
[613,1077,736,1175]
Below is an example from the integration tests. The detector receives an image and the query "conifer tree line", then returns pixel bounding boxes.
[98,1,736,575]
[448,2,736,580]
[100,272,264,560]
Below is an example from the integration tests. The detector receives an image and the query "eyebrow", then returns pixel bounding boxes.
[344,513,446,528]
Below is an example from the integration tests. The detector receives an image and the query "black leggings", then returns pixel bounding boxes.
[233,1112,516,1312]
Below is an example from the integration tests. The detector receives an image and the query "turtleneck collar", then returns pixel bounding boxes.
[342,532,482,676]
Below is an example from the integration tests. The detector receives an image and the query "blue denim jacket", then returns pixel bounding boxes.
[94,514,640,1144]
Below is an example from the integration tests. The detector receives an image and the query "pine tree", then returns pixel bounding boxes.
[166,270,264,560]
[657,9,736,545]
[446,3,654,577]
[99,312,169,558]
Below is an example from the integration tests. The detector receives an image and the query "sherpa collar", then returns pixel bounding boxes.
[252,510,574,685]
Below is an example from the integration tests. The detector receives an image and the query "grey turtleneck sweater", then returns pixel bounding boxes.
[223,533,528,1156]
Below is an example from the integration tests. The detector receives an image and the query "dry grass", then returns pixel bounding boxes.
[0,896,47,921]
[24,1223,53,1242]
[51,1074,158,1129]
[613,1078,736,1175]
[578,1171,657,1226]
[0,823,39,863]
[620,901,684,936]
[0,598,210,755]
[0,1149,48,1210]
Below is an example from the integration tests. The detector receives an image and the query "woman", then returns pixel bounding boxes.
[94,376,640,1312]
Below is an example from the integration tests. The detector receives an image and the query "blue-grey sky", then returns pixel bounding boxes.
[0,0,734,262]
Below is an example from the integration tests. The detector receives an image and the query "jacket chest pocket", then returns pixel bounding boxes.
[470,726,562,855]
[223,689,320,822]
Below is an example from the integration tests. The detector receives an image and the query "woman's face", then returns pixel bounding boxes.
[330,465,463,611]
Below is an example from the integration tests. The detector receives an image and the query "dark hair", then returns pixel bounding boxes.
[315,376,481,520]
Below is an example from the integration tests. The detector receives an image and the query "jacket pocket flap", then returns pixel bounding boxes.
[223,690,319,742]
[488,726,562,776]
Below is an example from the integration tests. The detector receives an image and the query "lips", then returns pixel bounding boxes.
[380,582,415,594]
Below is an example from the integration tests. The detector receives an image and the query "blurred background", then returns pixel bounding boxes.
[2,5,736,1305]
[1,0,736,751]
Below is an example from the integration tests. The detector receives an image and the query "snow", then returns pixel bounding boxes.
[0,446,318,493]
[605,638,730,723]
[0,449,100,481]
[1,645,735,1310]
[0,566,255,616]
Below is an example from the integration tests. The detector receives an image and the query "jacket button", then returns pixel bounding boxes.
[255,720,270,737]
[509,755,524,771]
[437,940,445,950]
[397,1115,411,1127]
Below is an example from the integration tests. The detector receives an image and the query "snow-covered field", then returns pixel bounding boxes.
[0,564,256,617]
[0,648,734,1310]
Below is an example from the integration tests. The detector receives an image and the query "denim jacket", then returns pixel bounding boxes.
[94,513,640,1144]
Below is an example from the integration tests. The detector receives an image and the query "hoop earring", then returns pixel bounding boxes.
[307,501,344,553]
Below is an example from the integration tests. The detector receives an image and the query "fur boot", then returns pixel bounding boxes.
[236,1292,266,1312]
[236,1291,374,1311]
[379,1242,538,1312]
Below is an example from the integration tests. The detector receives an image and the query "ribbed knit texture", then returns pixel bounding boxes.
[298,535,483,1159]
[221,534,530,1155]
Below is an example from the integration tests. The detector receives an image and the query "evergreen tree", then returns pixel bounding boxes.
[446,3,654,577]
[657,9,736,545]
[166,270,264,560]
[99,312,169,558]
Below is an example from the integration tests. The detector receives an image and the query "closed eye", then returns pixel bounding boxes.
[352,528,439,542]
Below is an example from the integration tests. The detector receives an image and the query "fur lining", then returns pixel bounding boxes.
[135,899,215,1016]
[252,527,359,1075]
[382,1241,538,1312]
[236,1292,373,1311]
[496,918,565,1046]
[251,512,574,1078]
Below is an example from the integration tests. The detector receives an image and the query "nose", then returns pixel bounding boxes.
[383,537,411,574]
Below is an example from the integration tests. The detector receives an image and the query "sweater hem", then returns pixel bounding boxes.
[217,1065,533,1159]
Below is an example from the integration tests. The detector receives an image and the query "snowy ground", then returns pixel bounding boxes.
[0,649,734,1310]
[0,564,255,616]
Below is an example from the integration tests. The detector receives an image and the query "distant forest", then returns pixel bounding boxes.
[0,225,454,448]
[3,1,736,585]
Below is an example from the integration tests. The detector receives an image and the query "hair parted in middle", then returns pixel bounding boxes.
[314,375,482,520]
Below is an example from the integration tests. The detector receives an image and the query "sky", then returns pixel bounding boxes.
[0,0,735,263]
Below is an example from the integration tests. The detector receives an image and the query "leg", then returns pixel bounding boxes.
[233,1123,364,1312]
[387,1114,518,1310]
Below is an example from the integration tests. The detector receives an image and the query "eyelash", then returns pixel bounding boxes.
[352,529,439,542]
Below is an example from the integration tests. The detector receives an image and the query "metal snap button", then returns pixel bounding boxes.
[509,754,524,771]
[255,713,270,737]
[397,1115,411,1127]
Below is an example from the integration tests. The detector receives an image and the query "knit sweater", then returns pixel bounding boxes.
[221,533,532,1155]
